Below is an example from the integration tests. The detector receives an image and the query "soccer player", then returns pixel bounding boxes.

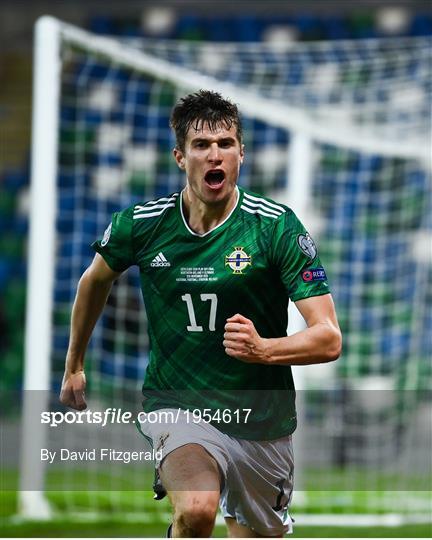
[60,90,341,537]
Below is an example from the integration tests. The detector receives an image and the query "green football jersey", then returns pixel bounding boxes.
[92,187,330,439]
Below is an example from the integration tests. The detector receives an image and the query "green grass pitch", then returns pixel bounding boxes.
[1,491,431,538]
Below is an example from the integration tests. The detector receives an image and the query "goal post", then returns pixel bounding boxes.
[19,16,431,523]
[19,16,62,519]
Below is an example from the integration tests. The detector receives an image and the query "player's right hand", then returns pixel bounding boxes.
[59,370,87,410]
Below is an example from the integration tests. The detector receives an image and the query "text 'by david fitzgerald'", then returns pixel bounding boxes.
[40,448,162,464]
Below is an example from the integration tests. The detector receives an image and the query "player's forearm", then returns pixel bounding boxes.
[263,321,342,366]
[65,270,113,373]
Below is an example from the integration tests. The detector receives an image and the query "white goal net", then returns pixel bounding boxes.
[19,16,431,524]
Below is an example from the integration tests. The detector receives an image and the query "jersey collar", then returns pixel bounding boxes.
[179,186,241,238]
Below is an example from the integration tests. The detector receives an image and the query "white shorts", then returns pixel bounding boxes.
[138,408,294,537]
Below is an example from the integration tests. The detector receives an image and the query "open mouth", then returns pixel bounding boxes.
[204,169,225,189]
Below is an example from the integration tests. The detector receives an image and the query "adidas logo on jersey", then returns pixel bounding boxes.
[150,252,171,267]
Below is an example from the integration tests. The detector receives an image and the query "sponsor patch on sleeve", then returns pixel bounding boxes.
[302,267,327,282]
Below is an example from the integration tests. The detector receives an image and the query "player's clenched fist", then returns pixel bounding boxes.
[60,370,87,410]
[223,313,270,363]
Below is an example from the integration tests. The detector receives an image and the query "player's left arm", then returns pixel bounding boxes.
[223,293,342,365]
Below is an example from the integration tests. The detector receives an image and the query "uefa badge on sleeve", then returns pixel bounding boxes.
[297,233,317,259]
[101,223,112,247]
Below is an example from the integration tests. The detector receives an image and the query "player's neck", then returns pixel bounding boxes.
[182,186,238,235]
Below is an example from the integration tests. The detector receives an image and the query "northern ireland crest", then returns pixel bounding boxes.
[225,247,252,274]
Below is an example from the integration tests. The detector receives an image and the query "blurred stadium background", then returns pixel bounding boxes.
[0,0,431,537]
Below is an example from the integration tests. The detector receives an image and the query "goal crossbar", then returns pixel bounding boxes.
[51,16,429,162]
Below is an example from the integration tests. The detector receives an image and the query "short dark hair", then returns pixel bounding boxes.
[170,90,243,152]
